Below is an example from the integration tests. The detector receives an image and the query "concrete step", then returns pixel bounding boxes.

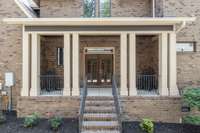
[81,130,120,133]
[83,113,117,121]
[85,100,115,106]
[85,106,116,113]
[86,96,114,101]
[82,121,119,130]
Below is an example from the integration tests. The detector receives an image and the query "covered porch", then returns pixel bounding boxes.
[3,17,195,97]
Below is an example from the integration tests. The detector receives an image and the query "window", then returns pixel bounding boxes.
[57,48,64,66]
[99,0,111,17]
[176,42,195,52]
[84,0,96,17]
[83,0,111,17]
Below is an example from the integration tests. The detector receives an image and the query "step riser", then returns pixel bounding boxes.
[84,117,117,121]
[85,102,115,106]
[82,126,119,130]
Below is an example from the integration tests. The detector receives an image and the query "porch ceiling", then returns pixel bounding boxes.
[3,17,195,26]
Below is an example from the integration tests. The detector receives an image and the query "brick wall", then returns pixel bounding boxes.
[17,96,80,118]
[40,0,152,17]
[121,96,183,123]
[162,0,200,89]
[40,36,64,76]
[0,0,26,109]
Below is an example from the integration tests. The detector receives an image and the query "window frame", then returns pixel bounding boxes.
[57,47,64,67]
[176,41,196,53]
[83,0,97,17]
[98,0,111,17]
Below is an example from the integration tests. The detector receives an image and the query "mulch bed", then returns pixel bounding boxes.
[123,121,200,133]
[0,111,78,133]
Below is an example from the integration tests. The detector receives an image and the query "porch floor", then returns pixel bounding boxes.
[87,88,113,97]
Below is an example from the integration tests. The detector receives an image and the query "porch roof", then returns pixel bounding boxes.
[3,17,195,26]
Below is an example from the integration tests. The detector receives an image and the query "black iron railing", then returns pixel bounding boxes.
[40,75,64,95]
[136,74,158,95]
[79,77,87,133]
[112,75,122,133]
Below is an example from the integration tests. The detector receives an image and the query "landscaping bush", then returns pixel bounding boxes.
[24,113,40,128]
[49,116,62,131]
[140,119,154,133]
[183,115,200,125]
[183,88,200,110]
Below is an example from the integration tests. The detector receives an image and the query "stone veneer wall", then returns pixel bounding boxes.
[162,0,200,89]
[40,0,152,17]
[0,0,26,109]
[121,97,183,123]
[17,96,80,118]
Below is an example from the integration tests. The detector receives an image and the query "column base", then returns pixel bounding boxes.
[120,89,128,96]
[30,88,39,96]
[129,88,137,96]
[63,89,71,96]
[159,88,169,96]
[21,88,29,96]
[170,87,179,96]
[72,89,80,96]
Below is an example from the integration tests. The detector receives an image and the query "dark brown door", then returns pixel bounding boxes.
[85,54,113,87]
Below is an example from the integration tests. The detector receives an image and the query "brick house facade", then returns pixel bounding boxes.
[0,0,199,123]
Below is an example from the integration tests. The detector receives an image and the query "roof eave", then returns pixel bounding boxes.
[3,17,196,26]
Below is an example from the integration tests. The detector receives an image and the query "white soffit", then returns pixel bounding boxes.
[3,17,196,26]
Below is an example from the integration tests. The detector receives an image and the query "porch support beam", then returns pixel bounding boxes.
[30,33,40,96]
[120,33,128,96]
[72,33,80,96]
[169,32,179,96]
[129,33,137,96]
[63,33,71,96]
[21,32,30,96]
[158,33,168,96]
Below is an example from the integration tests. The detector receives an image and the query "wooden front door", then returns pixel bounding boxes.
[85,54,113,87]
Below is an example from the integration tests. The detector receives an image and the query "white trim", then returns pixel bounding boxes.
[3,17,195,25]
[14,0,37,18]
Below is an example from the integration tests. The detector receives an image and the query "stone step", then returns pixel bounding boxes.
[81,130,120,133]
[85,100,115,106]
[83,113,117,121]
[85,106,116,113]
[82,121,119,130]
[86,96,114,101]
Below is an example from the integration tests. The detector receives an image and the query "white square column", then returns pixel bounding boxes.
[158,33,169,96]
[129,33,137,96]
[120,33,128,96]
[63,33,71,96]
[169,32,179,96]
[72,33,80,96]
[21,32,30,96]
[30,33,40,96]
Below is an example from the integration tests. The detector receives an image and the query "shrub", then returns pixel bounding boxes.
[183,88,200,109]
[24,113,39,128]
[49,116,62,131]
[140,119,154,133]
[183,115,200,125]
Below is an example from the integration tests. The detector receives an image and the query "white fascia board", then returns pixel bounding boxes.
[15,0,37,18]
[3,17,196,26]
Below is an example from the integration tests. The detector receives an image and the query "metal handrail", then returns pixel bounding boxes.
[79,77,87,133]
[112,75,122,133]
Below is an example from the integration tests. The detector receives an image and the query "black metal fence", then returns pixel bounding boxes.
[40,75,64,95]
[136,74,158,94]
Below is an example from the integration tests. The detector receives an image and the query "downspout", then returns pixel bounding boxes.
[176,21,186,33]
[152,0,155,17]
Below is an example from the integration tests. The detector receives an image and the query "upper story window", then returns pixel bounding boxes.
[99,0,111,17]
[83,0,111,17]
[176,42,196,52]
[57,48,64,66]
[84,0,96,17]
